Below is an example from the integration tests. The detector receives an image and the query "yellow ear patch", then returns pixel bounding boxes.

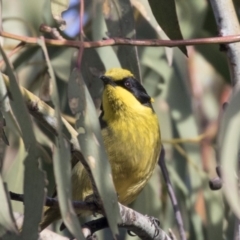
[105,68,134,81]
[150,98,154,103]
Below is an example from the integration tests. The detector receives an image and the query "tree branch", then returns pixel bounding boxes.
[158,147,186,240]
[1,30,240,49]
[82,204,172,240]
[209,0,240,238]
[1,74,80,152]
[209,0,240,87]
[9,191,172,240]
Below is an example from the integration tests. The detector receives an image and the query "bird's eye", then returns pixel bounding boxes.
[124,80,132,88]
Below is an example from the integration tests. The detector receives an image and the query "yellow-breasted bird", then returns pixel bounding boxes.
[40,68,161,230]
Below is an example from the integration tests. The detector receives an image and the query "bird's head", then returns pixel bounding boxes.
[100,68,154,119]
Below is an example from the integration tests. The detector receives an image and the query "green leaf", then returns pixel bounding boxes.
[196,33,230,83]
[175,0,207,38]
[166,49,204,239]
[50,0,69,28]
[38,39,84,239]
[203,181,224,240]
[2,140,26,213]
[103,0,141,81]
[69,69,120,236]
[92,2,121,70]
[0,74,10,113]
[81,48,105,100]
[0,178,17,236]
[51,0,69,17]
[0,45,46,240]
[0,73,10,145]
[141,46,172,99]
[50,47,75,82]
[218,89,240,218]
[132,0,174,65]
[148,0,187,56]
[130,167,162,217]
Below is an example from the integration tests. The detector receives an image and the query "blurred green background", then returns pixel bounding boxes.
[1,0,240,239]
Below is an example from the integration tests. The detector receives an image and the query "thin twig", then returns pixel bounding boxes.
[9,191,99,212]
[158,146,186,240]
[39,24,64,40]
[172,143,207,178]
[1,30,240,48]
[162,133,206,145]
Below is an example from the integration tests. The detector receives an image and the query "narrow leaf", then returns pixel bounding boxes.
[148,0,187,56]
[80,48,105,100]
[38,38,84,239]
[51,0,69,29]
[69,69,120,236]
[132,0,174,65]
[103,0,141,81]
[0,73,10,145]
[0,45,46,240]
[0,179,17,236]
[218,89,240,218]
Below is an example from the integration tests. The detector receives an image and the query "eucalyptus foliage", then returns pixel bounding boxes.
[0,0,240,239]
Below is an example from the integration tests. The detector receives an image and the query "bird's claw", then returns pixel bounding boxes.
[146,215,160,238]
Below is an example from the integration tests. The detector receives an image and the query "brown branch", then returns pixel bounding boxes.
[39,24,64,40]
[158,147,186,240]
[79,0,84,38]
[76,0,84,68]
[1,30,240,49]
[82,204,172,240]
[9,191,99,212]
[10,191,172,240]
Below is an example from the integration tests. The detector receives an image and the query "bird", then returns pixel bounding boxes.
[40,68,161,230]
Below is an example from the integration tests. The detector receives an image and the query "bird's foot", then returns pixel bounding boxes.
[146,215,160,238]
[85,194,102,217]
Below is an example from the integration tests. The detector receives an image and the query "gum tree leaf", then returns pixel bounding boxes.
[148,0,187,56]
[131,0,174,65]
[80,48,105,100]
[0,45,46,240]
[68,69,120,237]
[50,0,69,29]
[218,89,240,218]
[3,139,26,213]
[103,0,141,82]
[38,39,84,239]
[166,49,203,239]
[0,73,10,145]
[0,179,17,236]
[51,0,69,17]
[92,2,120,71]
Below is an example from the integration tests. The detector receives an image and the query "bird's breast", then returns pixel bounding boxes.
[102,110,161,205]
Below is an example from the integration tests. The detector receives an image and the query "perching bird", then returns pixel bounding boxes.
[40,68,161,230]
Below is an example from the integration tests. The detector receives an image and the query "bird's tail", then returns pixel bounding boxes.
[39,207,61,231]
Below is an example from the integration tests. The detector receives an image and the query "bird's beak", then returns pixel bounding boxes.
[100,76,116,87]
